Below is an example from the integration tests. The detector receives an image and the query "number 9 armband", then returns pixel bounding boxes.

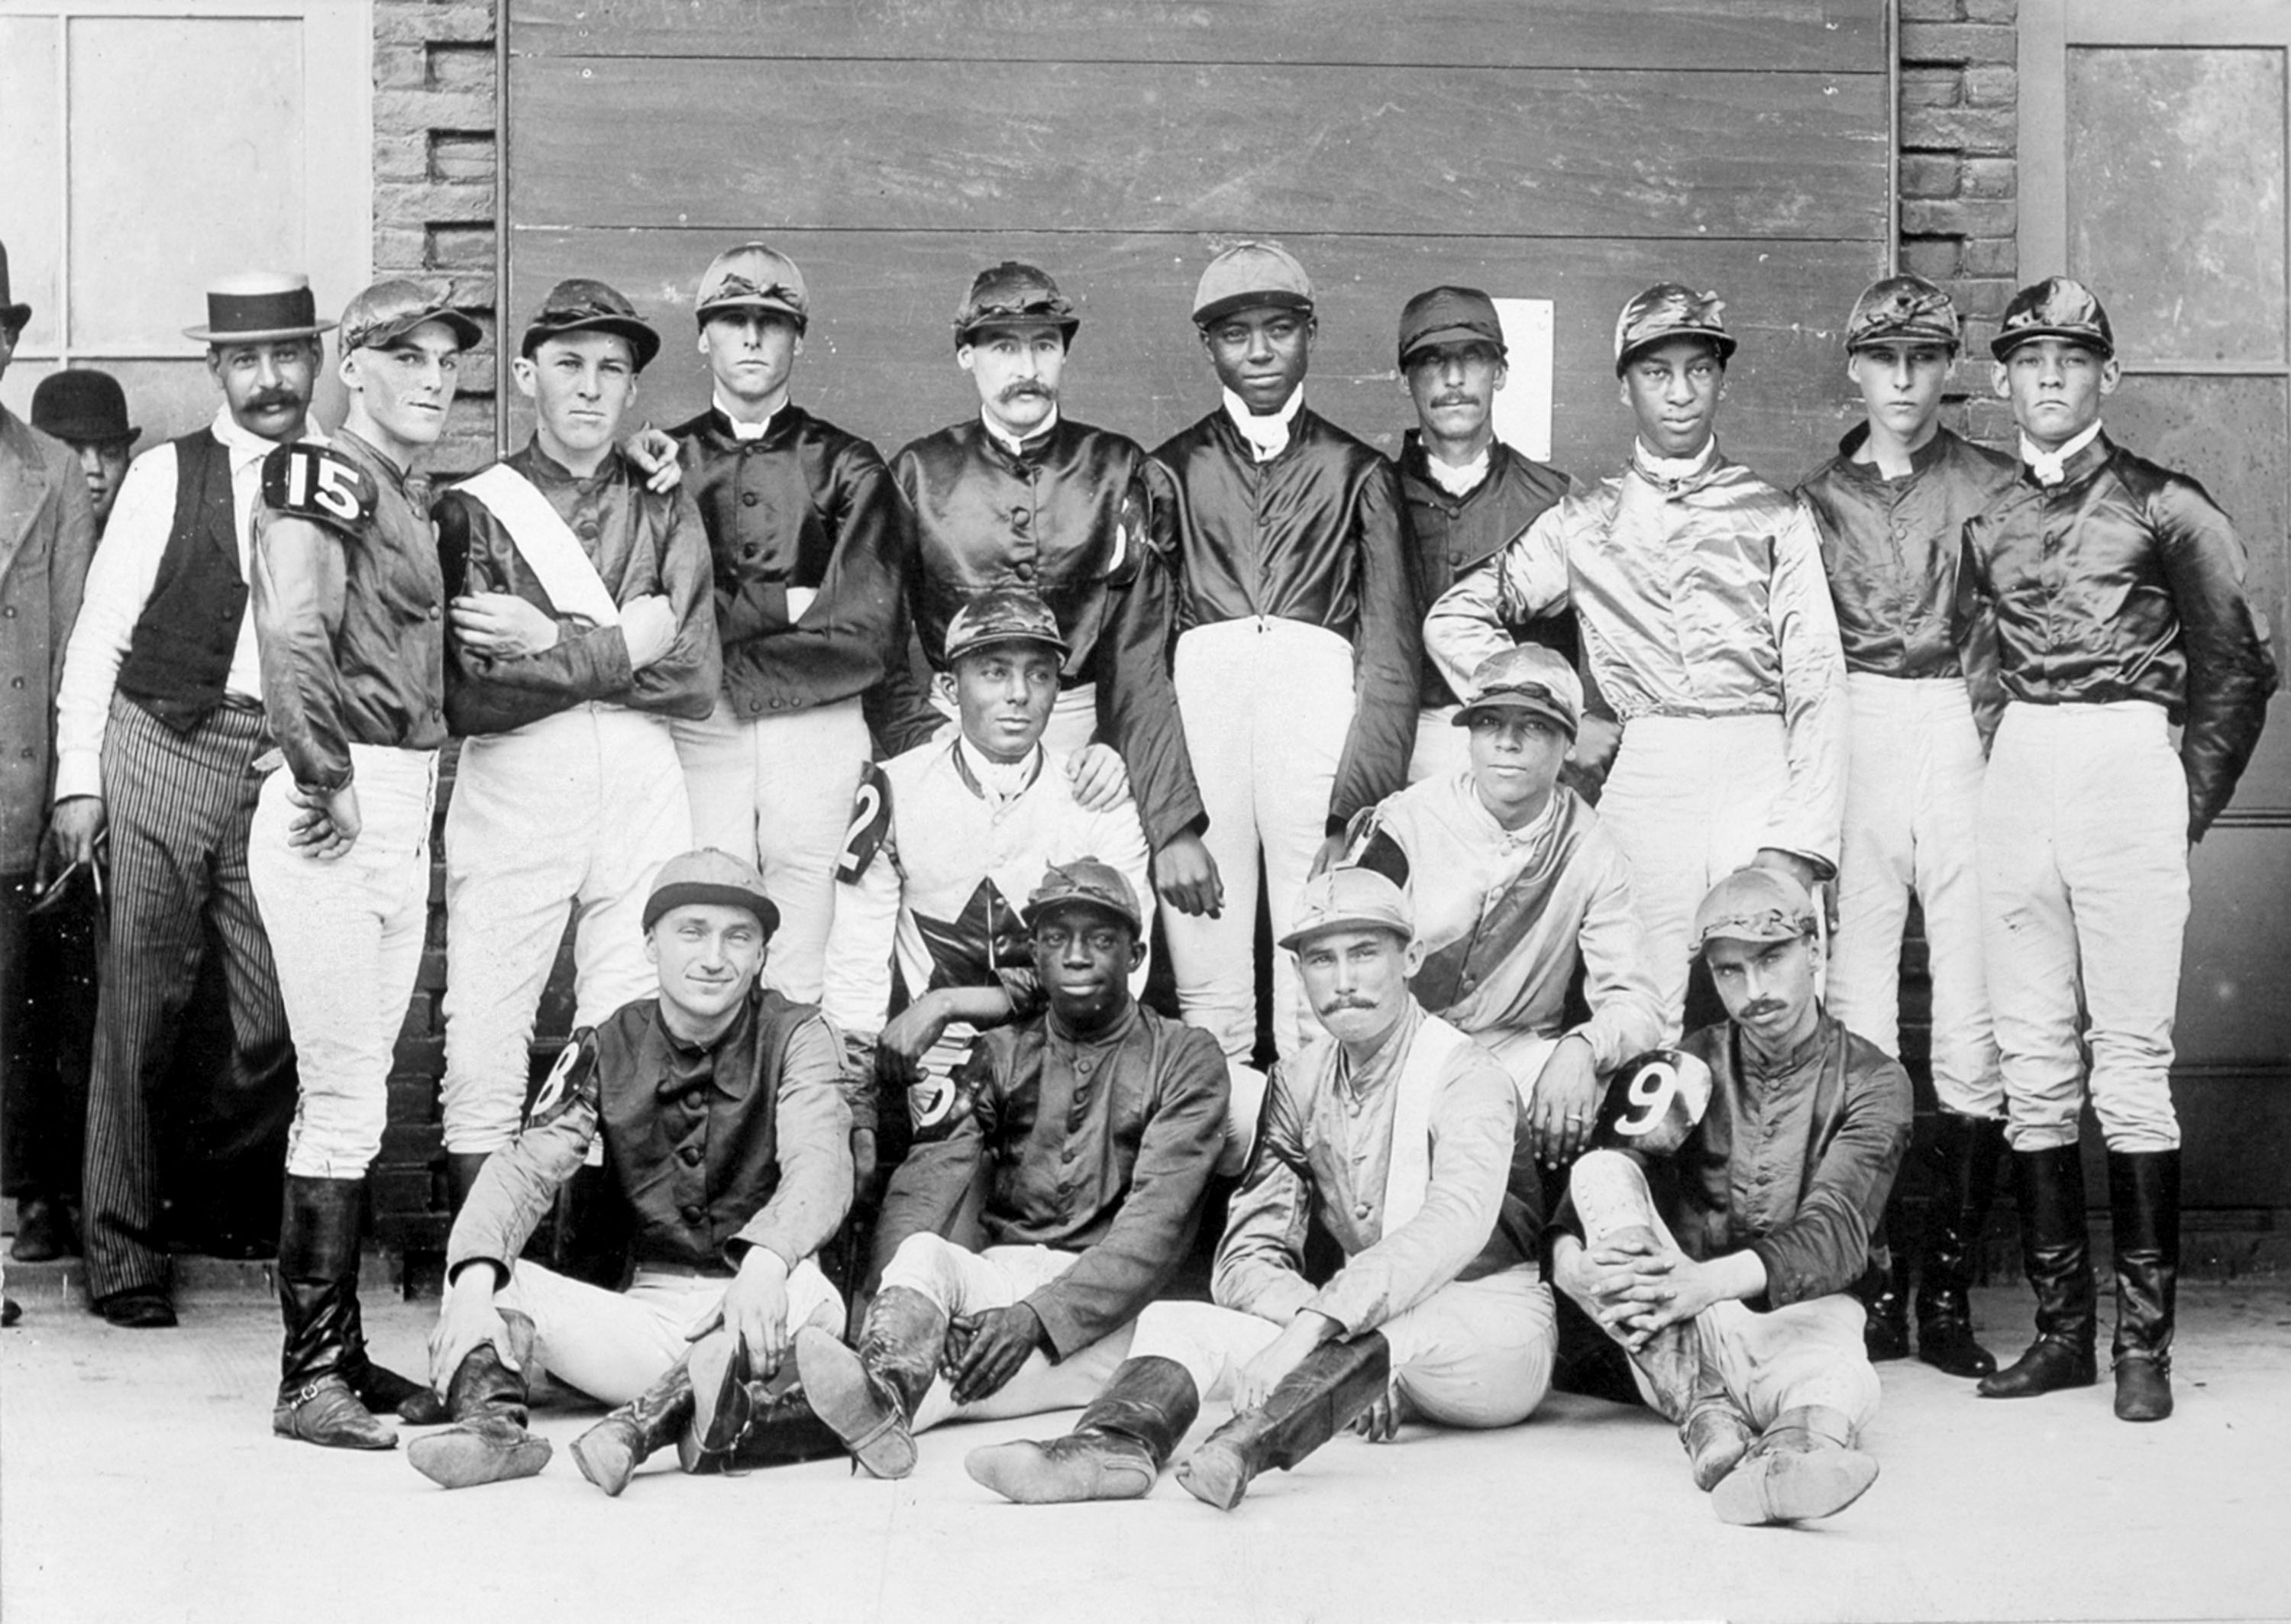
[1588,1048,1714,1160]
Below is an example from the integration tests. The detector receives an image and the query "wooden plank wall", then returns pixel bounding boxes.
[502,0,1891,482]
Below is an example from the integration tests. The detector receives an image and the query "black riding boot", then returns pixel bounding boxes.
[678,1329,846,1474]
[965,1356,1203,1503]
[273,1175,396,1450]
[793,1287,948,1479]
[2108,1148,2180,1422]
[1175,1333,1391,1511]
[406,1311,552,1488]
[1855,1241,1911,1362]
[570,1359,696,1496]
[444,1151,492,1215]
[1914,1111,2005,1378]
[1978,1145,2097,1398]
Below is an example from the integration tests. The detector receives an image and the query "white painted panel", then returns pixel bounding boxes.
[0,16,63,354]
[1490,295,1554,462]
[66,15,304,352]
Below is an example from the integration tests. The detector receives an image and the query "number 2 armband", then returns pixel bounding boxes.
[836,761,893,883]
[260,443,378,541]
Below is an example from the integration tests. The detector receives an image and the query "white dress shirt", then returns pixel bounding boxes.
[52,408,326,800]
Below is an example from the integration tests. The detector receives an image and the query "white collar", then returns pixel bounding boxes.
[1425,445,1491,497]
[2021,420,2103,486]
[213,405,324,463]
[957,735,1043,804]
[984,408,1058,460]
[1223,386,1304,463]
[1632,437,1717,483]
[714,389,782,441]
[1463,767,1562,846]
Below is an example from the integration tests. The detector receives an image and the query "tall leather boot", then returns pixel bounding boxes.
[1175,1333,1391,1512]
[2108,1148,2180,1422]
[1856,1220,1911,1362]
[677,1329,845,1474]
[793,1286,948,1479]
[1914,1111,2004,1378]
[1978,1145,2098,1398]
[406,1312,552,1488]
[273,1175,396,1450]
[965,1356,1202,1504]
[444,1151,491,1215]
[570,1359,695,1496]
[1708,1405,1879,1526]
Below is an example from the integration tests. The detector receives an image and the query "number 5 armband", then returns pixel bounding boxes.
[260,442,379,540]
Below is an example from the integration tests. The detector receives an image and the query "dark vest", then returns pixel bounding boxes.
[114,429,248,732]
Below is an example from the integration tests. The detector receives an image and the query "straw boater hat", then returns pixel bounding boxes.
[183,272,335,344]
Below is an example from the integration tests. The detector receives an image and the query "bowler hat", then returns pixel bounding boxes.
[183,271,335,344]
[1991,276,2115,361]
[1614,283,1735,374]
[521,278,661,372]
[0,239,29,333]
[30,370,138,447]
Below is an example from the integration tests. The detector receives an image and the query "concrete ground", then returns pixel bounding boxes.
[3,1270,2287,1624]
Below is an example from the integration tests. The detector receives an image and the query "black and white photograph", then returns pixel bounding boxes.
[2,2,2286,1619]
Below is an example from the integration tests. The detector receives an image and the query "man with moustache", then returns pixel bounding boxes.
[245,281,483,1447]
[1794,276,2018,1376]
[1390,286,1579,783]
[820,590,1158,1171]
[886,262,1217,939]
[798,858,1226,1479]
[1963,279,2276,1423]
[1557,867,1908,1526]
[30,369,138,537]
[965,866,1549,1512]
[57,273,331,1329]
[0,241,97,1306]
[1426,284,1847,1040]
[431,279,719,1210]
[667,244,906,1002]
[409,850,852,1496]
[1155,242,1418,1077]
[1339,645,1663,1160]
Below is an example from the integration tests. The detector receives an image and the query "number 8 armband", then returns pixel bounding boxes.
[1587,1048,1715,1160]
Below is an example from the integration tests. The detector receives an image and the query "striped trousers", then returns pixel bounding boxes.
[79,695,295,1300]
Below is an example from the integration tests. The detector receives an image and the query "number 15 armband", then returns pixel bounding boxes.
[260,442,380,541]
[1589,1048,1715,1159]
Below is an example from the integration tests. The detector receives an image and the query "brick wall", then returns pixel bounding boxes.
[1898,0,2021,447]
[373,0,500,479]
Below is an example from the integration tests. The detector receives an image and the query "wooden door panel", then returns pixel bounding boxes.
[509,0,1886,71]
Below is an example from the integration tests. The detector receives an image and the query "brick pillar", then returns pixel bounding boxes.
[1898,0,2021,448]
[367,2,590,1265]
